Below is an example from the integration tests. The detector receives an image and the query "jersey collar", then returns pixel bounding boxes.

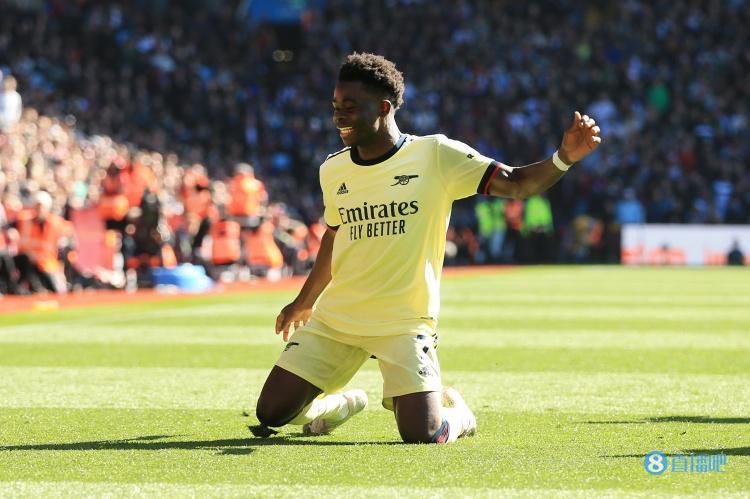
[350,134,407,166]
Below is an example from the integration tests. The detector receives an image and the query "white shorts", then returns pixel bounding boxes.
[275,318,442,410]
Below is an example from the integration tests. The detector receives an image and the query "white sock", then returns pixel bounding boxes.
[288,394,349,425]
[438,406,471,443]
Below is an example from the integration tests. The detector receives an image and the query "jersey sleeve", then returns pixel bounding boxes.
[320,166,343,229]
[436,135,500,200]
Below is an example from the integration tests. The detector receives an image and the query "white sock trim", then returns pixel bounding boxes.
[288,394,347,425]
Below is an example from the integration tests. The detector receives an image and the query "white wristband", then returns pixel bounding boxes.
[552,150,573,171]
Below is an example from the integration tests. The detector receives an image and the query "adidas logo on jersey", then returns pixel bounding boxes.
[337,182,349,195]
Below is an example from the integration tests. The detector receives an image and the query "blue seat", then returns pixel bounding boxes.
[152,264,213,292]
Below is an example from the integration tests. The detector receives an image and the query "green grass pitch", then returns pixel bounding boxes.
[0,266,748,498]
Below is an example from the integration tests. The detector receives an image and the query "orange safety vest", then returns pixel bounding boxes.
[227,174,265,217]
[97,194,130,221]
[211,220,241,265]
[122,163,158,208]
[184,188,214,219]
[98,172,129,221]
[17,210,65,273]
[180,170,209,198]
[181,171,214,220]
[242,221,283,269]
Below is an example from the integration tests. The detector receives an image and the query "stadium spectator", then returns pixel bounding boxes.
[11,190,66,293]
[474,198,506,264]
[98,162,130,230]
[127,188,178,287]
[522,194,555,263]
[0,75,22,131]
[615,188,646,225]
[0,198,23,295]
[726,240,745,266]
[266,202,307,276]
[180,164,217,263]
[503,199,524,263]
[564,214,604,264]
[227,162,267,226]
[244,217,285,280]
[97,161,131,273]
[208,219,242,280]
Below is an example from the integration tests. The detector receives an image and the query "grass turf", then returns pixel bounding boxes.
[0,266,748,497]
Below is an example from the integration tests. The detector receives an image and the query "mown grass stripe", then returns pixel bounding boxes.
[0,342,746,374]
[0,325,280,345]
[443,295,750,306]
[441,306,750,321]
[439,330,750,350]
[441,316,750,332]
[1,367,749,414]
[2,327,748,351]
[1,481,742,499]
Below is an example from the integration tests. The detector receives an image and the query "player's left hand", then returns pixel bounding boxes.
[559,111,601,164]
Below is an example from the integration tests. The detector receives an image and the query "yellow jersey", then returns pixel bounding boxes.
[313,134,501,336]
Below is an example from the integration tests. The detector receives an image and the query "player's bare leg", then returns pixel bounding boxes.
[255,366,322,428]
[254,366,368,436]
[393,388,476,444]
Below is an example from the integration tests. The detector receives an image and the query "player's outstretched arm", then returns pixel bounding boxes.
[274,227,336,341]
[487,111,601,199]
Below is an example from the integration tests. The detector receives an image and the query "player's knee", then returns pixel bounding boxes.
[255,401,287,428]
[398,420,443,444]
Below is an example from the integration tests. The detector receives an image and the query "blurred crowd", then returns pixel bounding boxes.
[0,0,749,293]
[0,106,323,294]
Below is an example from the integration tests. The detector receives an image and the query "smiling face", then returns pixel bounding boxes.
[332,81,388,148]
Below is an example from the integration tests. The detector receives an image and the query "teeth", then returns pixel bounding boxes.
[338,127,352,131]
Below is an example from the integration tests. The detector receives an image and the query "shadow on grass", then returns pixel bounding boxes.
[585,416,750,425]
[0,433,401,455]
[684,447,750,456]
[605,447,750,458]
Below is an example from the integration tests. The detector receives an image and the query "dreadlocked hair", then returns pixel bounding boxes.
[338,52,405,110]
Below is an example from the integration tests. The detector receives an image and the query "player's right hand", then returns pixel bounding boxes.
[275,301,312,342]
